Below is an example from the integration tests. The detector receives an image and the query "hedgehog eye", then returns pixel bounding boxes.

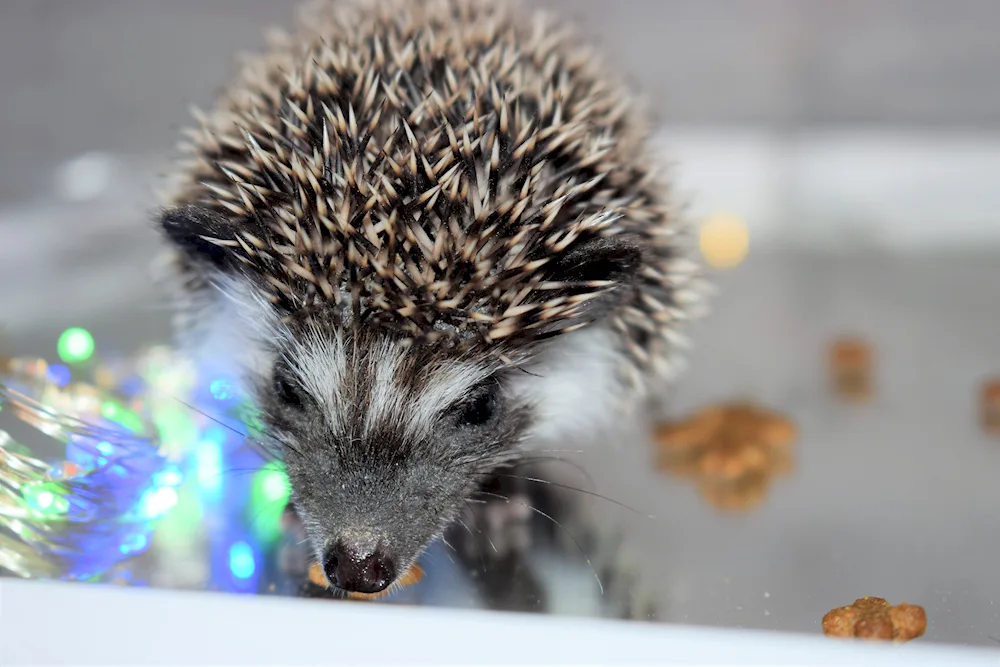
[455,382,500,428]
[273,366,305,410]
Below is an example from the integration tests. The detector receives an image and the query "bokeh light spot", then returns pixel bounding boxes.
[46,364,72,387]
[57,328,95,364]
[699,214,749,269]
[229,541,256,579]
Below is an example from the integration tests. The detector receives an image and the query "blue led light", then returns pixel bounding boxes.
[154,464,184,488]
[229,541,256,579]
[46,364,72,387]
[96,441,114,456]
[119,532,149,555]
[66,437,107,471]
[210,378,235,401]
[196,440,223,491]
[201,425,228,448]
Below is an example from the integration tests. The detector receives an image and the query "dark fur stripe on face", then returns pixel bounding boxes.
[258,321,534,581]
[261,323,529,468]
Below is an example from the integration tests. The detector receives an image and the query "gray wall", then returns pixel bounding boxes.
[2,0,999,204]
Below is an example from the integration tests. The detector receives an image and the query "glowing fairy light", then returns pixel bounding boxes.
[255,462,290,505]
[36,491,54,509]
[140,486,179,519]
[46,364,72,387]
[153,465,184,488]
[119,532,149,555]
[153,404,198,455]
[66,437,109,471]
[57,328,95,364]
[100,401,144,434]
[196,439,223,490]
[1,349,179,579]
[209,378,236,401]
[249,462,290,542]
[23,482,70,517]
[699,213,749,269]
[229,541,256,579]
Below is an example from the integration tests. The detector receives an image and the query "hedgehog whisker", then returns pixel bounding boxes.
[472,472,652,519]
[460,498,490,576]
[438,537,456,565]
[170,395,290,460]
[507,454,597,489]
[474,489,603,596]
[170,396,251,439]
[456,517,477,537]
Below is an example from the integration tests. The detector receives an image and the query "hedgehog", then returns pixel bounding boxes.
[155,0,703,596]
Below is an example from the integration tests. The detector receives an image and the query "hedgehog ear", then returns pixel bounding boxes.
[549,234,643,288]
[158,205,237,271]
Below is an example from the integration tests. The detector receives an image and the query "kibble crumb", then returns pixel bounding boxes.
[822,597,926,642]
[308,561,424,600]
[652,402,797,511]
[979,379,1000,435]
[829,338,873,401]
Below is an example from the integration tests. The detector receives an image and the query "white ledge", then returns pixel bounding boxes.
[1,578,998,665]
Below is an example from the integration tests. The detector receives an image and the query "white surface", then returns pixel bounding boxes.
[1,578,997,666]
[656,128,1000,250]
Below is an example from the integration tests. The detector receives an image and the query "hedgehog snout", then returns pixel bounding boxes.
[323,535,396,594]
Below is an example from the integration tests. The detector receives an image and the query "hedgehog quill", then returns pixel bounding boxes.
[156,0,703,595]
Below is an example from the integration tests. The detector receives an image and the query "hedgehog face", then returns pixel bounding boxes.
[255,327,530,594]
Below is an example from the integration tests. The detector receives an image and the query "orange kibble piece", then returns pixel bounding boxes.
[308,561,328,588]
[652,401,797,512]
[979,379,1000,435]
[759,416,797,448]
[699,475,768,512]
[822,597,926,642]
[308,561,424,601]
[829,338,873,400]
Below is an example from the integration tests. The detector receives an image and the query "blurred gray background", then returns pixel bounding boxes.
[2,0,1000,203]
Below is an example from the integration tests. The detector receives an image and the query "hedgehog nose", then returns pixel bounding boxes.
[324,541,396,594]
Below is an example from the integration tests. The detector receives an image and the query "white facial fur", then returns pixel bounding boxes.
[181,273,625,453]
[511,325,625,446]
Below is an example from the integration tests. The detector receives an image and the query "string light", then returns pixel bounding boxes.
[46,364,72,387]
[141,486,180,519]
[229,541,256,579]
[56,328,95,364]
[1,348,182,580]
[23,482,71,516]
[249,462,290,542]
[209,378,236,401]
[255,462,290,505]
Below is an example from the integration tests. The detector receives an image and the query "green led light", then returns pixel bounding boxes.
[23,482,70,517]
[154,405,198,456]
[57,327,95,364]
[101,400,144,434]
[257,462,290,504]
[236,400,266,437]
[249,462,290,543]
[155,484,204,542]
